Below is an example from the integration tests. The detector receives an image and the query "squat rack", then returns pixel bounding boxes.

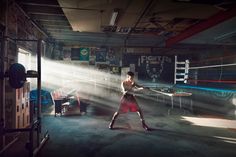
[0,35,49,157]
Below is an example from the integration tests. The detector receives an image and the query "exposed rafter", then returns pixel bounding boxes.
[166,5,236,47]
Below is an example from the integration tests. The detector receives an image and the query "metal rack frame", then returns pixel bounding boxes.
[0,37,49,157]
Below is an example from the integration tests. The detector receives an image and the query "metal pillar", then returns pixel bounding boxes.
[36,39,42,147]
[0,0,8,151]
[0,25,6,153]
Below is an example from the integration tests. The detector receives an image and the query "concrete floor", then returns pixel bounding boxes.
[2,94,236,157]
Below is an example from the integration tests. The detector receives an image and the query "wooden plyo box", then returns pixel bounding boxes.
[5,82,30,129]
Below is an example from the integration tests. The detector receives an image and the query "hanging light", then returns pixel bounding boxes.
[109,9,119,26]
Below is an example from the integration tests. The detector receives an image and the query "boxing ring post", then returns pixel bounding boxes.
[174,56,189,84]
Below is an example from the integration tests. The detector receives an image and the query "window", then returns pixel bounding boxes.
[18,48,31,71]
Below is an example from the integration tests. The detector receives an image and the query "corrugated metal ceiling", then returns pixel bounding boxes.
[16,0,236,47]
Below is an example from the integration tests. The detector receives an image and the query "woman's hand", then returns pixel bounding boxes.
[138,87,144,90]
[122,91,127,94]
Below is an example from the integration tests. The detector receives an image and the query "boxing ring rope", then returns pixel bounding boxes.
[173,55,236,85]
[189,63,236,70]
[187,80,236,84]
[188,63,236,85]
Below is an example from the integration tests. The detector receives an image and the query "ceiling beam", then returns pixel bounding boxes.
[54,38,161,47]
[36,19,68,23]
[17,0,59,5]
[166,5,236,47]
[44,25,72,29]
[48,31,163,39]
[51,33,163,47]
[23,5,64,14]
[21,3,101,11]
[20,2,61,8]
[39,20,70,26]
[46,28,73,32]
[28,12,65,16]
[31,14,67,21]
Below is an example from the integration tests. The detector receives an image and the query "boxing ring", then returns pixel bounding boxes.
[147,54,236,116]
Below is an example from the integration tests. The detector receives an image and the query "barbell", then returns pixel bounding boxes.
[1,63,38,89]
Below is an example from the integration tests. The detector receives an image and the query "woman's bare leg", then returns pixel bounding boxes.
[137,110,150,131]
[109,111,119,129]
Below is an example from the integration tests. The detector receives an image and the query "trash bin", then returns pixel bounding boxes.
[54,99,63,116]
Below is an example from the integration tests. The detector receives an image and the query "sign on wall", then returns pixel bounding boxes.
[71,48,79,60]
[123,54,174,83]
[79,48,90,61]
[95,48,107,63]
[108,48,120,66]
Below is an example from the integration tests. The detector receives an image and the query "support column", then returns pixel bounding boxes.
[0,0,8,151]
[36,39,42,147]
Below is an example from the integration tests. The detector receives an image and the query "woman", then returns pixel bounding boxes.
[109,71,150,131]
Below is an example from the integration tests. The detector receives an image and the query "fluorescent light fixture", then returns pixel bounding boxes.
[109,11,118,26]
[176,0,191,2]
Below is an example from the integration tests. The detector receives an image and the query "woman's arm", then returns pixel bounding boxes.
[121,81,126,94]
[134,82,144,90]
[134,82,149,90]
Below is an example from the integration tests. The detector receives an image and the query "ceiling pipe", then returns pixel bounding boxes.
[124,0,155,47]
[15,2,49,38]
[166,5,236,47]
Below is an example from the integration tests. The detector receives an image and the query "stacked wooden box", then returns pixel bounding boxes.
[5,82,30,129]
